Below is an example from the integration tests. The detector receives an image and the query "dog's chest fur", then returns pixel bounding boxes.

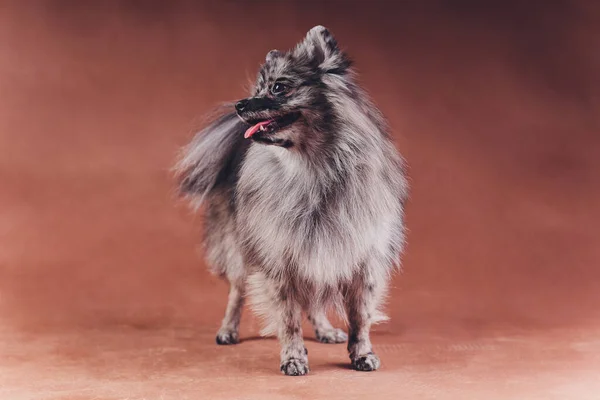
[236,143,404,286]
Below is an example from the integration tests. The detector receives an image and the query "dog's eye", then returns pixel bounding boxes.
[271,82,288,96]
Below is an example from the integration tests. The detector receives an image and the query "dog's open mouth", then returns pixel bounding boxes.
[244,120,273,139]
[243,113,300,139]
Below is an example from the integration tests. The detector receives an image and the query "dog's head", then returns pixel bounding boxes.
[235,26,352,149]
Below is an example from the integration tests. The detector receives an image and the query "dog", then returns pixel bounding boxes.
[175,26,408,375]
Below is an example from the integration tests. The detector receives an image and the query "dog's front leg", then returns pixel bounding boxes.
[275,289,309,376]
[344,271,383,371]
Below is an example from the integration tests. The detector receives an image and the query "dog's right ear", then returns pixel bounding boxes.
[293,25,352,74]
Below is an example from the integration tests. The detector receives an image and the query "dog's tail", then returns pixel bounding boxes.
[174,106,249,207]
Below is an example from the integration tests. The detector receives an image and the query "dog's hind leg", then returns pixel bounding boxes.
[204,192,247,345]
[216,278,245,345]
[308,309,347,344]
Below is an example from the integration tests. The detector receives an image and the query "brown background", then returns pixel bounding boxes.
[1,1,599,399]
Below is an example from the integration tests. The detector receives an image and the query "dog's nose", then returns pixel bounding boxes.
[235,99,249,112]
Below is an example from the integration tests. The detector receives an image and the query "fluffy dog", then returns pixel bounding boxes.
[175,25,408,375]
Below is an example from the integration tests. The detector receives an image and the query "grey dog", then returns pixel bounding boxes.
[175,26,408,375]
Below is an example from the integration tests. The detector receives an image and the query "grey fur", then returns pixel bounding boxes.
[175,26,408,375]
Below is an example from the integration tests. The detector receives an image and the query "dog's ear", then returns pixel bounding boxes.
[265,49,282,63]
[293,25,351,74]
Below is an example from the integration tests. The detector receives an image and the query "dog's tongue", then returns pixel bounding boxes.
[244,120,272,139]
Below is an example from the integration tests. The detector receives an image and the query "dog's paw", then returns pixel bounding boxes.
[351,353,381,372]
[280,358,310,376]
[316,328,348,344]
[215,329,239,345]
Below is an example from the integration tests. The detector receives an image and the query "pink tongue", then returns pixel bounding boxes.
[244,120,272,139]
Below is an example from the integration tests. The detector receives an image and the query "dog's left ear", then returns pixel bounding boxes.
[266,49,282,63]
[294,25,351,74]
